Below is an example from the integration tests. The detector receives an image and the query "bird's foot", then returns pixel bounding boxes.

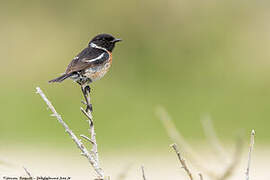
[84,85,91,94]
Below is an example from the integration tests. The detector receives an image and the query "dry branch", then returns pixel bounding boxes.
[36,87,105,179]
[171,143,193,180]
[245,130,255,180]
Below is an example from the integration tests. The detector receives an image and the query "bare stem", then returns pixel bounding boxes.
[171,143,193,180]
[245,130,255,180]
[36,87,104,179]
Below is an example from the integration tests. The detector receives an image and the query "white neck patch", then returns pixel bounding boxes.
[90,43,107,51]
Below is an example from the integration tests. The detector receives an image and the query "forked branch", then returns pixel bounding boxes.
[36,87,104,179]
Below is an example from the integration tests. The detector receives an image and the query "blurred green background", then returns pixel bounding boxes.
[1,0,270,150]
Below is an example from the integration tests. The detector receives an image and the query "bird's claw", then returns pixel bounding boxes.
[84,85,91,94]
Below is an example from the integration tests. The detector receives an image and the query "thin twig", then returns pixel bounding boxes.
[80,134,94,144]
[141,166,147,180]
[201,115,229,163]
[171,143,193,180]
[199,173,204,180]
[245,130,255,180]
[36,87,104,179]
[23,166,32,178]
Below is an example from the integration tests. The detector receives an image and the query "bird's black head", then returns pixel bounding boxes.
[89,33,122,52]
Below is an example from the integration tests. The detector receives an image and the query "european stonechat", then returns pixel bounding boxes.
[49,33,121,111]
[49,33,121,85]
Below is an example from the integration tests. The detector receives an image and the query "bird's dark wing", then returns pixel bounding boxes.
[65,47,109,74]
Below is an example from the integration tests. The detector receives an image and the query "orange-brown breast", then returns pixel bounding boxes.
[107,51,112,64]
[84,52,112,82]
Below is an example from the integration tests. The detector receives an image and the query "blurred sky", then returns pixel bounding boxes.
[1,0,270,150]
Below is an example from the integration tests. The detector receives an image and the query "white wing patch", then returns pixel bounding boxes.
[84,53,105,63]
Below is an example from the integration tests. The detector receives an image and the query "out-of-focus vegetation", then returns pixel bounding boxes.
[1,0,270,150]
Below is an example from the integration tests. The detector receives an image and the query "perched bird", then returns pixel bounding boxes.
[49,33,122,111]
[49,33,121,85]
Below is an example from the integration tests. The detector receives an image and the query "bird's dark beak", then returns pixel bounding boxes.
[112,38,122,43]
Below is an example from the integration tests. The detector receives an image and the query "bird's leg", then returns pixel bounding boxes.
[81,85,91,112]
[81,85,93,112]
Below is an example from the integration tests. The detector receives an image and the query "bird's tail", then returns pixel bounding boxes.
[48,73,73,83]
